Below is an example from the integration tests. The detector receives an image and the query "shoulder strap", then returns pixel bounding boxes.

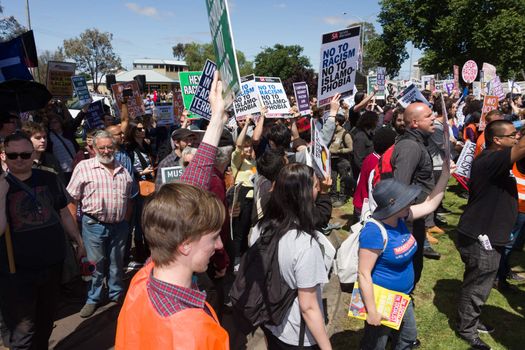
[367,217,389,252]
[51,130,75,159]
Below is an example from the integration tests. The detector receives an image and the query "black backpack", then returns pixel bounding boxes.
[229,229,297,334]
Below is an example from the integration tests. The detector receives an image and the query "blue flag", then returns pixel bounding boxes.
[0,37,33,82]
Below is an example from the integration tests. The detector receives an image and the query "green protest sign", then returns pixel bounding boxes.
[179,71,202,119]
[205,0,241,107]
[160,166,184,185]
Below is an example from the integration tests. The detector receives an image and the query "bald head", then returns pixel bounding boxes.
[403,103,435,133]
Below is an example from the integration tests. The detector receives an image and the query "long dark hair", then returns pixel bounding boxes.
[258,163,316,240]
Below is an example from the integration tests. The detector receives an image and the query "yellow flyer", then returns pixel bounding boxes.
[348,282,411,330]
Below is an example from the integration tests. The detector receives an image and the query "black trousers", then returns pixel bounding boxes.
[330,157,355,197]
[263,327,320,350]
[407,218,426,287]
[0,264,62,350]
[231,186,253,260]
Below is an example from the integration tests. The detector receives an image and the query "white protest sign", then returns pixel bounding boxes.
[472,81,482,99]
[461,60,478,84]
[376,67,386,94]
[317,26,360,107]
[482,62,496,82]
[161,166,184,185]
[455,140,476,179]
[156,103,175,126]
[233,74,262,119]
[421,74,435,90]
[255,76,290,118]
[395,84,431,108]
[312,121,331,179]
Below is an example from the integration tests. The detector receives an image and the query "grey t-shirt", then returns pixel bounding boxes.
[251,227,329,346]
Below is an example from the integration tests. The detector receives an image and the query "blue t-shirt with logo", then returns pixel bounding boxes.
[359,219,417,294]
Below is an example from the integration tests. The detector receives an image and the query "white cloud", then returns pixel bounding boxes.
[322,16,358,26]
[125,3,159,18]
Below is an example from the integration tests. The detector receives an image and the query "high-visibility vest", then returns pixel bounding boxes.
[474,132,485,158]
[512,163,525,213]
[115,262,229,350]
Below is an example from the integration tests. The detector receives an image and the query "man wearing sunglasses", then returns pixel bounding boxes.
[0,132,85,350]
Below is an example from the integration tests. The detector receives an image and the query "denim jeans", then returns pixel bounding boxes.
[360,301,417,350]
[82,216,128,304]
[497,212,525,281]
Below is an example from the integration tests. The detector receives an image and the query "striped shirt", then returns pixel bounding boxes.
[67,157,132,223]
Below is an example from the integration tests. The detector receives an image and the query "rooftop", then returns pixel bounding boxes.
[133,58,187,66]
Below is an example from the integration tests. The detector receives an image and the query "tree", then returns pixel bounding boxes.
[172,42,253,77]
[375,0,525,79]
[0,2,26,42]
[36,49,65,84]
[349,21,382,75]
[63,28,121,92]
[254,44,316,96]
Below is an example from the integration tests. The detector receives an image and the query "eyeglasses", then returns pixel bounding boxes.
[5,152,32,160]
[495,132,518,139]
[96,146,115,151]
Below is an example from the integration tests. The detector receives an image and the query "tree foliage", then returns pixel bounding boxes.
[350,22,382,75]
[63,28,121,92]
[171,42,253,77]
[375,0,525,79]
[254,44,316,96]
[36,49,65,84]
[0,2,26,42]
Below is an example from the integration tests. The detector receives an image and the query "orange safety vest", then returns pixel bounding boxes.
[512,164,525,213]
[115,262,229,350]
[463,123,479,143]
[474,132,486,158]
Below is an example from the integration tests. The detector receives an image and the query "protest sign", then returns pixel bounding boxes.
[233,74,262,119]
[472,82,482,99]
[376,67,386,94]
[160,166,184,185]
[71,75,92,106]
[491,76,505,101]
[179,71,203,119]
[479,95,498,131]
[84,100,105,130]
[111,81,145,119]
[482,62,496,82]
[156,103,174,126]
[444,80,455,95]
[461,60,478,84]
[440,95,451,163]
[395,84,431,108]
[317,26,360,107]
[453,65,460,91]
[205,0,241,107]
[47,61,76,97]
[172,90,184,125]
[189,60,217,120]
[312,121,331,179]
[421,75,435,90]
[455,140,476,179]
[255,76,290,118]
[293,82,311,116]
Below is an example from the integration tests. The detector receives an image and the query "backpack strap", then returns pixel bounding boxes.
[367,217,389,252]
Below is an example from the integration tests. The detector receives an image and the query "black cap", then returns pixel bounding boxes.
[171,128,196,141]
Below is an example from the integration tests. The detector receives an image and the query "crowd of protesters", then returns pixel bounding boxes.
[0,70,524,350]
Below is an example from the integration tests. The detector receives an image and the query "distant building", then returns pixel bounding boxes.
[132,59,188,81]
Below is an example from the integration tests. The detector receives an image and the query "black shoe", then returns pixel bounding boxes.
[468,337,491,350]
[412,338,421,348]
[436,207,451,214]
[477,323,494,334]
[507,271,525,281]
[423,247,441,260]
[434,215,448,226]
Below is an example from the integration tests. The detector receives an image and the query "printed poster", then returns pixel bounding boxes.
[461,60,478,84]
[233,74,262,120]
[71,75,92,106]
[111,81,145,119]
[255,76,290,118]
[172,90,184,126]
[317,26,361,107]
[293,82,311,116]
[84,99,105,130]
[156,103,174,126]
[47,61,76,97]
[189,59,216,120]
[479,95,498,131]
[396,84,431,108]
[376,67,386,96]
[312,121,331,179]
[491,76,505,101]
[179,71,203,119]
[205,0,241,107]
[482,62,496,82]
[160,166,184,185]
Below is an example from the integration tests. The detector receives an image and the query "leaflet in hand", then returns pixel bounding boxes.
[348,282,411,330]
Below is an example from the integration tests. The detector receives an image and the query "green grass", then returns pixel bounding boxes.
[329,179,525,349]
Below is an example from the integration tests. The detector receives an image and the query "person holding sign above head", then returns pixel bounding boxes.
[456,120,525,350]
[358,161,452,350]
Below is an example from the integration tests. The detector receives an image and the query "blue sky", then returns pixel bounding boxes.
[3,0,420,78]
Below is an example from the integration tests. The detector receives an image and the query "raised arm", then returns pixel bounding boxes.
[251,107,267,145]
[120,97,129,135]
[354,86,377,112]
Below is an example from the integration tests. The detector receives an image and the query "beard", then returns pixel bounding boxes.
[96,153,114,165]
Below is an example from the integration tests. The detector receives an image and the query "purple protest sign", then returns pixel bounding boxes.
[293,82,311,116]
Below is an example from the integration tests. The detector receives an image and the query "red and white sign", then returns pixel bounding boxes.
[461,60,478,84]
[479,95,499,131]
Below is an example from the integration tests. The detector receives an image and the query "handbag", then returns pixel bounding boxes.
[139,180,155,196]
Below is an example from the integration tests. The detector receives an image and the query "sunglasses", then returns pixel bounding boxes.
[5,152,32,160]
[136,127,145,132]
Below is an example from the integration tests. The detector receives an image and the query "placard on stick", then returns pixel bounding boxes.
[189,59,216,120]
[233,74,262,120]
[255,76,290,118]
[47,61,76,98]
[293,82,311,116]
[71,75,92,106]
[179,71,202,119]
[111,81,145,119]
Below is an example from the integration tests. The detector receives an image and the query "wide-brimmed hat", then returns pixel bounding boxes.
[372,178,421,220]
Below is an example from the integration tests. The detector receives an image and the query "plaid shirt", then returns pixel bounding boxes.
[147,272,206,317]
[67,157,132,223]
[180,142,217,189]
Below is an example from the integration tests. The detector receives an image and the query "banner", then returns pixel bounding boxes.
[317,26,361,107]
[47,61,76,97]
[205,0,241,107]
[156,103,174,126]
[482,62,496,82]
[160,166,184,185]
[189,59,217,120]
[84,100,105,130]
[395,84,431,108]
[455,140,476,179]
[255,76,290,118]
[0,36,33,82]
[233,74,262,120]
[71,75,92,106]
[179,71,203,119]
[461,60,478,84]
[479,95,499,131]
[111,80,145,119]
[293,82,311,116]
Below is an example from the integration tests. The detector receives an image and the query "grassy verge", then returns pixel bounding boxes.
[329,179,525,349]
